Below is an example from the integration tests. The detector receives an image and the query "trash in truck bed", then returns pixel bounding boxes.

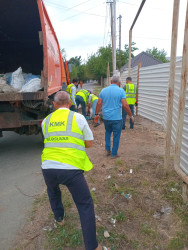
[0,67,42,93]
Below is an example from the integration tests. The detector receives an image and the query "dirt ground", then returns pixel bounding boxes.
[15,115,188,250]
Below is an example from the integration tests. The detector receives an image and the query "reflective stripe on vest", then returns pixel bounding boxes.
[91,94,98,103]
[125,83,136,105]
[76,89,90,103]
[41,109,93,171]
[44,111,84,150]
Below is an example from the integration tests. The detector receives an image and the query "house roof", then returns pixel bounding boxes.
[121,51,163,72]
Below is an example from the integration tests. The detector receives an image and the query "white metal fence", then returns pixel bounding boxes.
[120,60,188,176]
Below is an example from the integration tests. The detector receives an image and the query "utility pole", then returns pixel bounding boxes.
[118,15,122,72]
[108,0,116,75]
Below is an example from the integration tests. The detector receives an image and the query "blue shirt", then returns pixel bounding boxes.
[99,84,126,120]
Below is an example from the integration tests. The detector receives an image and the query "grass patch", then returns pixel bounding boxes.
[115,159,123,166]
[113,211,126,222]
[46,222,82,249]
[141,223,157,239]
[167,232,188,250]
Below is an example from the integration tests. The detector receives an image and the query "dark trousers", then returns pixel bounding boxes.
[75,95,86,117]
[42,169,98,250]
[122,104,134,129]
[70,105,76,111]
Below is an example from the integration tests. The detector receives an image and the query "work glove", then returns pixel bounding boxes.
[135,101,138,107]
[94,115,100,124]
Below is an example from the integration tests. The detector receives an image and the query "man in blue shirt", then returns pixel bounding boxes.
[95,75,134,158]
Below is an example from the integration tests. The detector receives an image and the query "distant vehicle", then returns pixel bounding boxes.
[0,0,69,137]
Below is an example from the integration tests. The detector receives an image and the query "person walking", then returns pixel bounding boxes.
[122,77,138,130]
[80,80,83,89]
[66,78,78,111]
[95,75,134,158]
[75,89,91,117]
[41,91,106,250]
[87,93,99,118]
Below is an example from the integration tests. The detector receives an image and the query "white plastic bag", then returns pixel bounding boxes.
[21,78,42,92]
[10,67,25,91]
[0,83,17,93]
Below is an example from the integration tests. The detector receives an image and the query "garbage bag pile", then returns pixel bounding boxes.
[0,67,42,93]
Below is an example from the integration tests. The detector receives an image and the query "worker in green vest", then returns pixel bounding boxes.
[41,91,107,250]
[122,77,138,129]
[66,78,78,111]
[87,93,99,118]
[75,89,91,117]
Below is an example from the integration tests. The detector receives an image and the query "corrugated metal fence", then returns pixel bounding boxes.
[120,60,188,176]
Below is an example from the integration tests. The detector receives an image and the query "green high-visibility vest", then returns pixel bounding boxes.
[91,94,98,103]
[125,83,137,105]
[76,89,90,104]
[66,84,75,104]
[41,109,93,171]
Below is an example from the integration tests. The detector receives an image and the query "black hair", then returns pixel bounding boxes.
[126,77,132,81]
[72,78,78,83]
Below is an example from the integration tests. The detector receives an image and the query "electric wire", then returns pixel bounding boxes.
[44,0,93,11]
[56,3,105,22]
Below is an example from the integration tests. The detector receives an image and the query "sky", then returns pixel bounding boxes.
[43,0,187,62]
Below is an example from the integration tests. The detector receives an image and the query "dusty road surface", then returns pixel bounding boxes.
[0,132,44,250]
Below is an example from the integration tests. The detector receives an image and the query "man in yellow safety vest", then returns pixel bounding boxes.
[75,89,91,117]
[122,77,138,130]
[66,78,78,111]
[41,91,106,250]
[87,93,99,118]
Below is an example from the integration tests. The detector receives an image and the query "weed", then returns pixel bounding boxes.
[113,211,126,222]
[115,159,123,166]
[141,224,157,238]
[166,232,188,250]
[46,222,82,249]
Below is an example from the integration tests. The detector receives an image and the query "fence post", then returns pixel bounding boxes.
[136,62,142,115]
[164,0,180,171]
[174,0,188,201]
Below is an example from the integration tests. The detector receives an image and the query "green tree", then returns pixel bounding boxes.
[68,56,82,67]
[86,42,138,80]
[145,47,169,63]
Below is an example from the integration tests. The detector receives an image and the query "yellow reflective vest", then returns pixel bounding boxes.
[76,89,90,104]
[66,84,75,104]
[41,109,93,171]
[91,94,98,103]
[125,83,137,105]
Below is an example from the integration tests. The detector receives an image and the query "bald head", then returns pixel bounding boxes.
[53,91,70,108]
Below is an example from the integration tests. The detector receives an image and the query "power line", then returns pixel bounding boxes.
[44,0,93,11]
[56,3,105,22]
[44,0,97,19]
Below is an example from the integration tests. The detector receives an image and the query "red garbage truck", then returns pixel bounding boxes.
[0,0,68,137]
